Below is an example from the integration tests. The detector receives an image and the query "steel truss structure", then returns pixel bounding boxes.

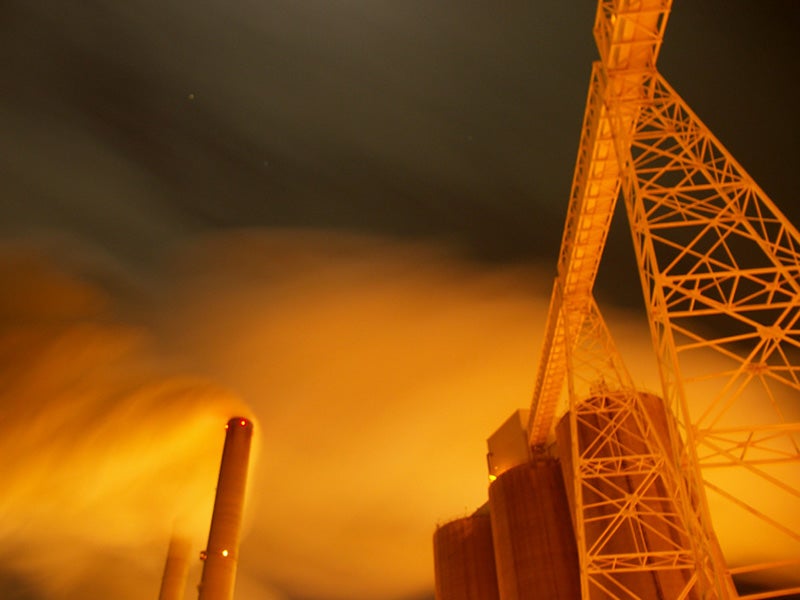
[560,295,725,599]
[528,1,800,598]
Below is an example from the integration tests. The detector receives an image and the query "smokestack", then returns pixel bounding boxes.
[158,533,192,600]
[197,417,254,600]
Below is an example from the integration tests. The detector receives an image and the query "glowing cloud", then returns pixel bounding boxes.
[1,231,796,599]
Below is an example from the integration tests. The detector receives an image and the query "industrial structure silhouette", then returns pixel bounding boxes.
[158,418,253,600]
[434,1,800,599]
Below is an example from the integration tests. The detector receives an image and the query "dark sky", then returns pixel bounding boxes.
[3,1,798,270]
[1,2,798,599]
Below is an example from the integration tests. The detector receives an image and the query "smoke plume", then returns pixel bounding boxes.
[1,230,796,598]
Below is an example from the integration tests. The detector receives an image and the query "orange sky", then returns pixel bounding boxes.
[1,231,797,599]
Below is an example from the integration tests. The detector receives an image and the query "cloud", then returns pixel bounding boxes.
[0,231,552,599]
[0,243,246,599]
[1,230,797,599]
[156,229,551,599]
[157,229,800,596]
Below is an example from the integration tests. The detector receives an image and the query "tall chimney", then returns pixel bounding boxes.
[197,417,254,600]
[158,533,192,600]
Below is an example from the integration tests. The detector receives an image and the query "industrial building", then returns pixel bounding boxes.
[433,1,800,598]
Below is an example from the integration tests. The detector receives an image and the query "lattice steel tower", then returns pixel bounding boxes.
[436,2,800,600]
[527,1,800,598]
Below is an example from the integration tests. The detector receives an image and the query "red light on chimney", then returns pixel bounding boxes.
[199,416,254,600]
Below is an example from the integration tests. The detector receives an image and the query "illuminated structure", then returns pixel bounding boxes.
[158,533,192,600]
[436,1,800,599]
[489,460,581,599]
[197,417,253,600]
[433,510,499,600]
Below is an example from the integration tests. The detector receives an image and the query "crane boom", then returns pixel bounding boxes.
[528,0,672,446]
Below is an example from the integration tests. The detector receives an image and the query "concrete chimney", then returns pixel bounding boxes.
[197,417,254,600]
[158,533,192,600]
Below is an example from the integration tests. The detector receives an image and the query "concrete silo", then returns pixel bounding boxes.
[556,393,699,599]
[488,459,581,600]
[433,507,500,600]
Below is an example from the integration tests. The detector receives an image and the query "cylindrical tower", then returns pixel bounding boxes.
[197,417,254,600]
[555,393,699,600]
[488,459,581,600]
[433,508,500,600]
[158,533,192,600]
